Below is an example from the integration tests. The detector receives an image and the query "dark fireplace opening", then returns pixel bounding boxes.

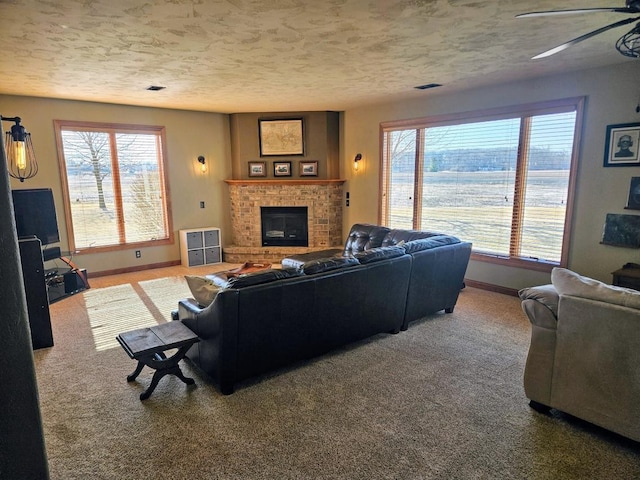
[261,206,308,247]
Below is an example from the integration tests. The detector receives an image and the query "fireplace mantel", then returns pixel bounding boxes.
[225,179,345,186]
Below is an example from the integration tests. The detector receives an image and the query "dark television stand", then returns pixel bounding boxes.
[44,251,89,304]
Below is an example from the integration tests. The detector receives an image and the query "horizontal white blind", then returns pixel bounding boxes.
[518,111,576,262]
[116,133,168,243]
[385,129,417,229]
[420,118,520,254]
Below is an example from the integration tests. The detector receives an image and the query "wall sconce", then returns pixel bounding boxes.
[353,153,363,172]
[197,155,206,173]
[1,116,38,182]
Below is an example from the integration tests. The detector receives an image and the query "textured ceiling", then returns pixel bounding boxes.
[0,0,636,113]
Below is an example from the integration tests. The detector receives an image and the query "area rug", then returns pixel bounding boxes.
[82,276,191,351]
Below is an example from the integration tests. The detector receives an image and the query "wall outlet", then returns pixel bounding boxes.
[200,201,205,208]
[135,250,141,258]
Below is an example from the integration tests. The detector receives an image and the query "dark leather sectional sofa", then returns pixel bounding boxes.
[177,224,472,394]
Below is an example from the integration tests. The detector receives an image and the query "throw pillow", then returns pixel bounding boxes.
[551,267,640,310]
[185,275,221,307]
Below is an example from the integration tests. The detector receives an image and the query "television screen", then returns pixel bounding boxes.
[12,188,60,246]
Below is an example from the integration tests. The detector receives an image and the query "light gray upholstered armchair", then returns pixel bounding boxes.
[519,268,640,442]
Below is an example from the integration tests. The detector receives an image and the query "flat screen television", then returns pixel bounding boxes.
[12,188,60,246]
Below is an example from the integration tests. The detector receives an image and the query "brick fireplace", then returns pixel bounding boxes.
[224,179,345,263]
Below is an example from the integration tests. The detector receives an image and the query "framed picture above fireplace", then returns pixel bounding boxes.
[273,161,292,177]
[248,161,266,177]
[299,161,318,177]
[259,118,304,156]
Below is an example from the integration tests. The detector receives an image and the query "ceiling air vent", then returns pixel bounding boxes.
[146,85,166,91]
[414,83,442,90]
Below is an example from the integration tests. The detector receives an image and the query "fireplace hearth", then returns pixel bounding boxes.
[261,206,308,247]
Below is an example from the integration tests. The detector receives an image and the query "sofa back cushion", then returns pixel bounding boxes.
[402,235,461,254]
[381,229,442,247]
[343,224,390,254]
[225,267,303,289]
[354,245,406,264]
[302,256,360,275]
[551,267,640,310]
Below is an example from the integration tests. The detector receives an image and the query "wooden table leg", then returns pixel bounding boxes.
[135,345,196,400]
[127,361,145,382]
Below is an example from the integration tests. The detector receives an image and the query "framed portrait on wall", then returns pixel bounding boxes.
[604,122,640,167]
[259,118,304,156]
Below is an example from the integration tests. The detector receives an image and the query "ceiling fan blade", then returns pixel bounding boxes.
[517,8,633,18]
[532,16,640,59]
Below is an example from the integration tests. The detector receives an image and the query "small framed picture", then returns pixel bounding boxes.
[300,161,318,177]
[273,161,292,177]
[248,161,266,177]
[604,122,640,167]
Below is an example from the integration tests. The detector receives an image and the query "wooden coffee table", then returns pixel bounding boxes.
[117,321,200,400]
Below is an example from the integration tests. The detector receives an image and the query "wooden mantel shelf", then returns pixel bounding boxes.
[225,179,346,186]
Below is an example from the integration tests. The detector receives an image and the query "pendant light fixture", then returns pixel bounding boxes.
[1,116,38,182]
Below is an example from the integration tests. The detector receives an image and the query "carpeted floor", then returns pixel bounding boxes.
[34,264,640,479]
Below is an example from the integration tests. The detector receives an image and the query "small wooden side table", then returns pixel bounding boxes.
[116,321,200,400]
[611,265,640,291]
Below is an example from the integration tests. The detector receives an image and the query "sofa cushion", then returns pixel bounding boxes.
[302,256,360,275]
[518,284,559,317]
[402,235,461,254]
[381,229,442,247]
[343,224,390,254]
[185,275,222,307]
[354,245,406,264]
[226,267,303,289]
[281,248,344,269]
[551,267,640,310]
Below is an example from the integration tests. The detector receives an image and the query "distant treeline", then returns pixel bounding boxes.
[393,147,571,173]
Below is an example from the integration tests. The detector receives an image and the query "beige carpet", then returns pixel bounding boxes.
[34,265,640,479]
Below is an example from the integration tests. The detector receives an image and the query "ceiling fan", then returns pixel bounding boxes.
[516,0,640,59]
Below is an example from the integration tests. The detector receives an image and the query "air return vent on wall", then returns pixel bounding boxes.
[414,83,442,90]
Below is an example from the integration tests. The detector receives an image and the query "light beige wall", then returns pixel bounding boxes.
[0,95,232,274]
[341,61,640,288]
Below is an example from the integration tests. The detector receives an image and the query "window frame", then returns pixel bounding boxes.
[379,97,584,272]
[53,120,174,254]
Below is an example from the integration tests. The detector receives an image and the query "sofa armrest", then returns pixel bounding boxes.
[519,284,558,330]
[178,298,204,318]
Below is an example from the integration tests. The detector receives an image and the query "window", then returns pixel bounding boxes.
[380,98,584,270]
[54,120,173,252]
